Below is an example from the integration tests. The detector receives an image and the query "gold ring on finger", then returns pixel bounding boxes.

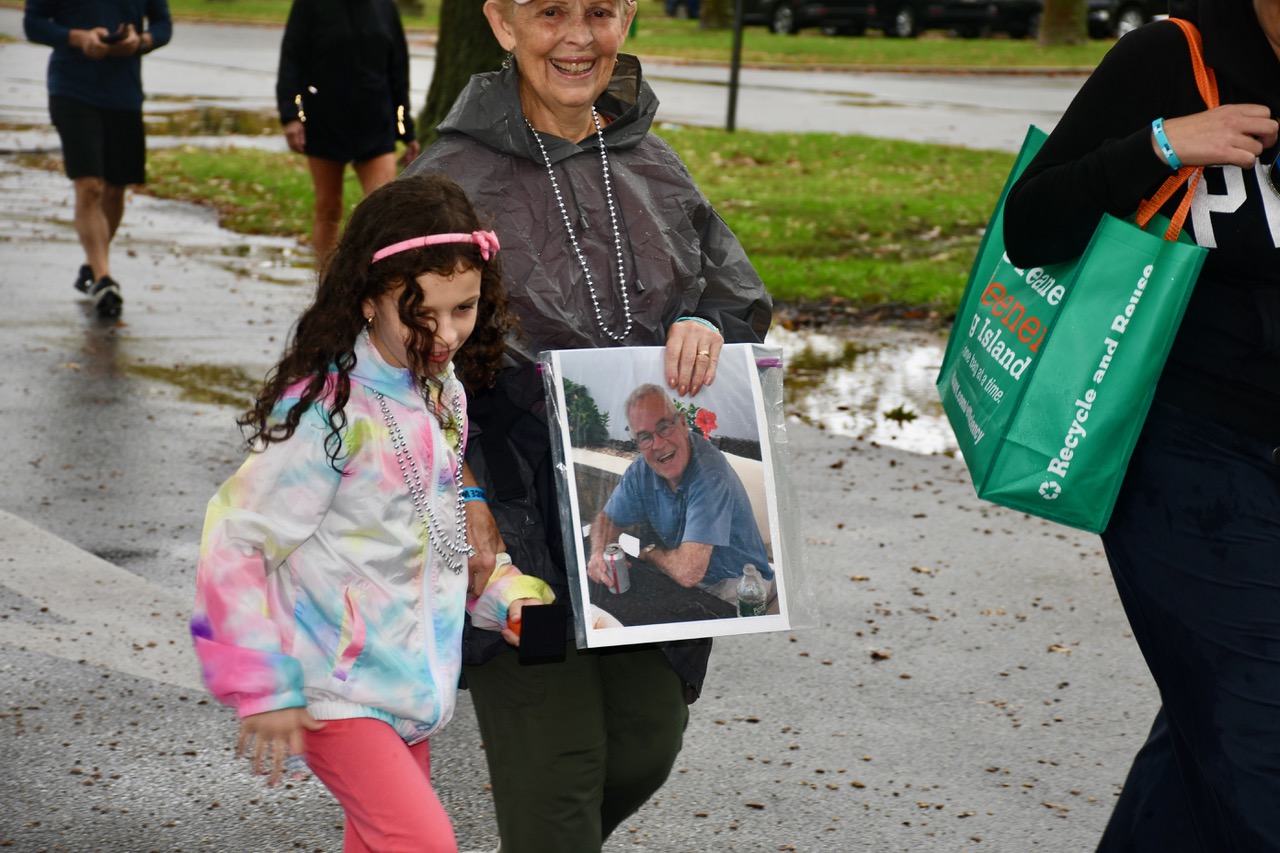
[697,349,711,357]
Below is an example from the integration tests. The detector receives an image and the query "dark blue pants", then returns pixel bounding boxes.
[1097,401,1280,852]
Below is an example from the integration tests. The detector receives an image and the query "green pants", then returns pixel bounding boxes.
[463,642,689,853]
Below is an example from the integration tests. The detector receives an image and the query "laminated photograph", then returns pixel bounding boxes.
[542,343,796,648]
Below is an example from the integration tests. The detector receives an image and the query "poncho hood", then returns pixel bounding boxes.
[408,49,772,352]
[435,54,657,165]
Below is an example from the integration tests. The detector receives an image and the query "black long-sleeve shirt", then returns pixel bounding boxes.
[1006,19,1280,443]
[276,0,414,160]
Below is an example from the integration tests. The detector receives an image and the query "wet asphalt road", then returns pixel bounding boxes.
[0,14,1159,853]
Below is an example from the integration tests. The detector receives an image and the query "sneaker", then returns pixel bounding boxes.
[74,264,94,295]
[90,276,123,318]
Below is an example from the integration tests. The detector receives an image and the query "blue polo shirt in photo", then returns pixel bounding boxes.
[603,433,772,587]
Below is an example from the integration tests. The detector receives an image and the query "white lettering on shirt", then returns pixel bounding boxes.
[1190,165,1246,249]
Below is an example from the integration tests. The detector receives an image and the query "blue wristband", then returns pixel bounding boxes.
[461,487,487,503]
[1151,117,1182,171]
[675,316,721,335]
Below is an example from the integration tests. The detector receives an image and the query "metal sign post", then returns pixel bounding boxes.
[726,0,745,132]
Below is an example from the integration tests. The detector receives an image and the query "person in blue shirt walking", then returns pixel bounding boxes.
[588,383,773,604]
[24,0,171,318]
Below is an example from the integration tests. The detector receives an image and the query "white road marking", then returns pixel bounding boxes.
[0,510,202,690]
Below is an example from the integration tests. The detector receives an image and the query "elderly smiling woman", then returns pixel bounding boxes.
[403,0,772,848]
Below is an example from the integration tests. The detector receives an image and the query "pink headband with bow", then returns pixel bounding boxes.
[371,231,501,264]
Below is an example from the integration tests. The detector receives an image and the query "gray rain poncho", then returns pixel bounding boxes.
[407,54,771,356]
[405,55,772,696]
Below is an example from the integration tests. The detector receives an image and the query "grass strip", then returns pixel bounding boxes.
[666,127,1011,309]
[627,17,1110,68]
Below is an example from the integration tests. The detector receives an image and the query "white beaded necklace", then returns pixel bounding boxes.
[374,386,472,575]
[525,107,634,342]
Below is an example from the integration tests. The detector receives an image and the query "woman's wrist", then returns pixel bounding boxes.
[675,316,721,336]
[1150,117,1182,171]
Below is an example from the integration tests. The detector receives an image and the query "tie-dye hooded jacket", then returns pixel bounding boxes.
[191,333,546,744]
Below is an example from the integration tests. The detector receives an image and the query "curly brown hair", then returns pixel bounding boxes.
[240,173,516,466]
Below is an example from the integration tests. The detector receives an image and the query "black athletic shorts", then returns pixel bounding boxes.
[49,95,146,185]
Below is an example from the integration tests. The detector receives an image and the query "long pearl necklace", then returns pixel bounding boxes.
[375,387,472,575]
[525,107,633,342]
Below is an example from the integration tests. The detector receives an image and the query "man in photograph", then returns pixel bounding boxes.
[587,384,773,604]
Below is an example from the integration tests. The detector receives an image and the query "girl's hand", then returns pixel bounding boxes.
[502,598,541,646]
[237,707,325,787]
[1160,104,1278,169]
[665,319,723,398]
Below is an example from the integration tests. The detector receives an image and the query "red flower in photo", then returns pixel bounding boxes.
[694,408,718,437]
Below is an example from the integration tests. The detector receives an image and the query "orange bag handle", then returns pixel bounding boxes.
[1134,17,1220,240]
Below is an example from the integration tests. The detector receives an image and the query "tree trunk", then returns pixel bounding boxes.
[418,0,505,146]
[700,0,732,30]
[1038,0,1088,46]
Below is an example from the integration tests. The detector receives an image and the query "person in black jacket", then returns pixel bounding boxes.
[276,0,419,261]
[1004,1,1280,849]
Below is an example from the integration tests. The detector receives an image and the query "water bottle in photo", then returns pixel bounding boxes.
[736,563,767,617]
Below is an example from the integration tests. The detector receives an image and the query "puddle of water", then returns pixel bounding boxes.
[125,362,262,408]
[206,242,316,287]
[769,324,957,456]
[833,98,906,109]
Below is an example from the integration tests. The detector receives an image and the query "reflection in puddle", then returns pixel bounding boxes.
[209,243,315,286]
[769,324,957,456]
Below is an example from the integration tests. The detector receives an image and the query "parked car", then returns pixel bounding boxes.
[990,0,1041,38]
[740,0,878,35]
[870,0,1001,38]
[989,0,1166,40]
[666,0,874,33]
[664,0,701,18]
[1088,0,1166,37]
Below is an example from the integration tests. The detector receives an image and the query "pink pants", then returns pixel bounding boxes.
[304,718,457,853]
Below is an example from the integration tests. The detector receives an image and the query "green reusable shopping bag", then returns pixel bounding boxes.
[936,125,1207,533]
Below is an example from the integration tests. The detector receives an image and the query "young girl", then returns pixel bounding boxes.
[191,173,553,852]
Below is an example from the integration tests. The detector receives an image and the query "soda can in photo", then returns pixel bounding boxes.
[603,543,631,594]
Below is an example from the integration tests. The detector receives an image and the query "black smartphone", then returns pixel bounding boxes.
[101,26,127,44]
